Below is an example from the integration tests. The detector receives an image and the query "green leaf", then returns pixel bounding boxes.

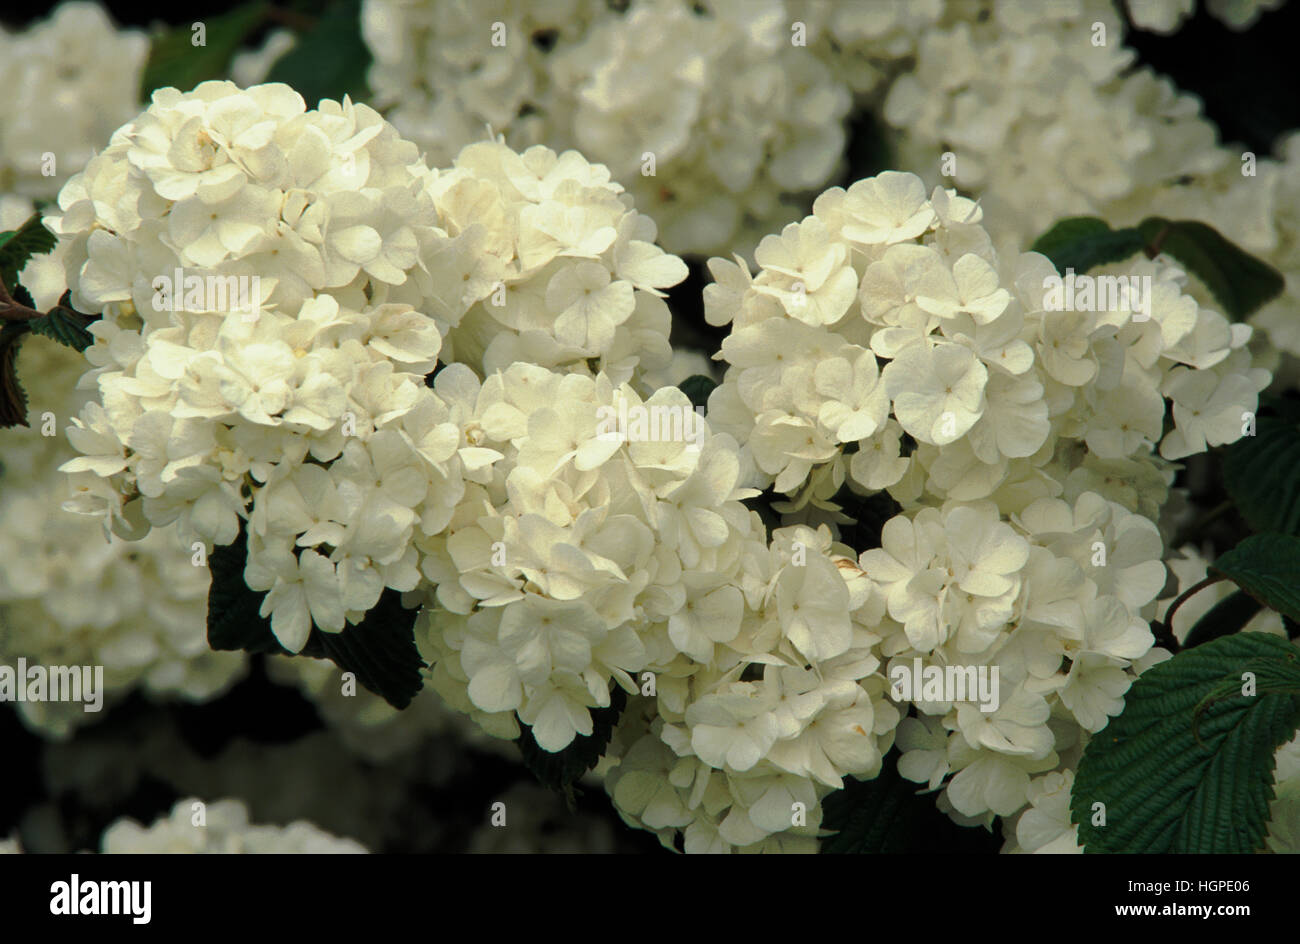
[208,523,427,708]
[1136,217,1285,320]
[1029,217,1146,274]
[821,750,1001,853]
[1071,631,1300,853]
[9,283,36,310]
[299,588,426,710]
[1192,652,1300,741]
[0,323,30,429]
[0,214,56,290]
[517,686,627,797]
[1183,590,1265,649]
[141,3,269,99]
[27,294,98,352]
[1210,533,1300,622]
[1220,396,1300,537]
[677,374,717,412]
[1029,216,1285,321]
[206,527,295,656]
[265,0,370,107]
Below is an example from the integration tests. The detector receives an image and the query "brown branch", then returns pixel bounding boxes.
[1143,222,1172,259]
[1157,574,1227,651]
[0,277,43,322]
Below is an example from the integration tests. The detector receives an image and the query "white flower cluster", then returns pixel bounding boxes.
[707,170,1264,505]
[363,0,602,168]
[991,545,1296,851]
[546,0,853,255]
[0,2,146,321]
[1206,0,1287,29]
[0,338,245,739]
[1129,0,1285,32]
[1126,0,1196,33]
[1146,131,1300,357]
[364,0,1300,361]
[426,139,684,383]
[787,0,943,96]
[0,2,147,203]
[99,796,368,853]
[48,81,446,651]
[1000,767,1083,854]
[880,0,1300,358]
[884,3,1182,252]
[49,82,685,655]
[601,523,899,853]
[362,0,1294,265]
[23,11,1291,852]
[687,169,1268,836]
[417,366,762,751]
[363,0,860,255]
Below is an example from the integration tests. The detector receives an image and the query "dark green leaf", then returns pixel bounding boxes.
[517,686,626,797]
[1191,650,1300,740]
[677,374,717,412]
[1029,217,1146,275]
[28,296,98,352]
[821,750,1000,853]
[300,587,425,709]
[1137,217,1285,320]
[1211,533,1300,622]
[141,3,269,99]
[10,283,35,310]
[0,214,56,290]
[1182,590,1266,649]
[1221,396,1300,537]
[208,523,427,708]
[1071,631,1300,853]
[0,323,30,429]
[1029,215,1285,320]
[265,0,370,107]
[206,526,292,656]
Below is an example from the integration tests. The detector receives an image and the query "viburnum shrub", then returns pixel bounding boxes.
[0,337,244,739]
[2,70,1299,855]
